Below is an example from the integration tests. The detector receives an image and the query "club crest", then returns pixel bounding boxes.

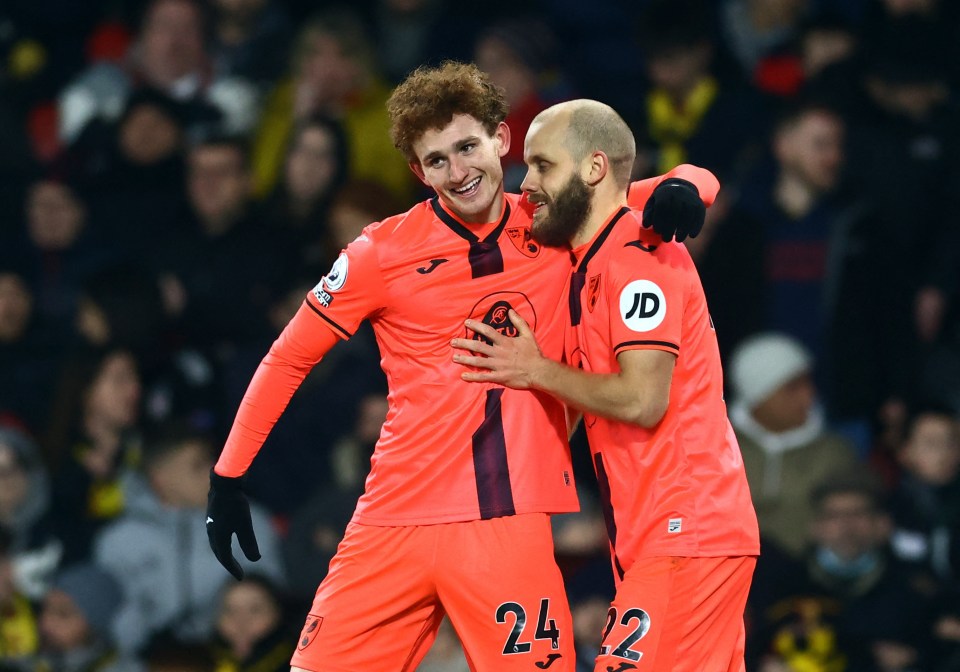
[587,274,602,313]
[298,615,323,650]
[505,227,541,258]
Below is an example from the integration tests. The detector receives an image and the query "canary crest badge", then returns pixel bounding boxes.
[298,615,323,650]
[587,274,602,313]
[505,227,541,258]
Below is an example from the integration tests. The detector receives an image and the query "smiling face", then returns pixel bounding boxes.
[410,114,509,224]
[521,114,592,248]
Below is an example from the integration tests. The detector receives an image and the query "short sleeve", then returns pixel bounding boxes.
[606,250,687,357]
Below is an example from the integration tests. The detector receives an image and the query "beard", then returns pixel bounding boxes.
[531,173,592,248]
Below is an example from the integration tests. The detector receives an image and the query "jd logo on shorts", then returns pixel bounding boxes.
[619,280,665,332]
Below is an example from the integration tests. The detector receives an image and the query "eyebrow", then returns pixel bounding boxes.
[422,136,482,164]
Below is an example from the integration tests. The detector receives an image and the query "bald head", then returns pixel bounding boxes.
[532,100,636,189]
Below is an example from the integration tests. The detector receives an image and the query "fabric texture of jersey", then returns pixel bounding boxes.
[566,208,760,571]
[215,166,718,526]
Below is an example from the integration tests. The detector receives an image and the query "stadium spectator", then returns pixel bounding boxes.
[728,332,859,557]
[473,18,568,191]
[210,574,294,672]
[0,268,61,435]
[94,423,283,654]
[747,470,936,672]
[263,115,350,277]
[249,7,415,202]
[57,0,258,145]
[45,347,143,563]
[32,562,137,672]
[0,427,60,600]
[208,0,292,89]
[631,0,769,184]
[154,133,285,354]
[0,527,40,663]
[698,100,911,450]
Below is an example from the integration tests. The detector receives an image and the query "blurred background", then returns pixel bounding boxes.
[0,0,958,670]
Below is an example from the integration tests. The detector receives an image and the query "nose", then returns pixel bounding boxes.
[519,168,536,194]
[448,155,469,183]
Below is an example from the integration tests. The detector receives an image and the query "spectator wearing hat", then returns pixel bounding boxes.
[33,562,140,672]
[729,332,858,558]
[0,427,61,601]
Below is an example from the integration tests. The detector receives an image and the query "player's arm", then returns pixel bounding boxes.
[627,164,720,243]
[207,301,341,580]
[452,311,674,427]
[627,164,720,209]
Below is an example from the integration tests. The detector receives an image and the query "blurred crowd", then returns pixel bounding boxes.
[0,0,958,670]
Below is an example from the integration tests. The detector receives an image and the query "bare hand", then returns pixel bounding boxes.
[451,310,545,389]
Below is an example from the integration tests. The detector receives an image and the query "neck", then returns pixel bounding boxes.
[774,170,818,219]
[571,190,627,248]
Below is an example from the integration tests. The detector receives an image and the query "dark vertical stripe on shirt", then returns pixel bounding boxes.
[472,388,516,518]
[594,453,625,580]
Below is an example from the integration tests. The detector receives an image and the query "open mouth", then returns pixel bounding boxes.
[452,176,481,197]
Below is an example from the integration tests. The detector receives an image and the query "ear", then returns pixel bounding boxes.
[495,121,511,158]
[582,151,609,187]
[408,161,429,186]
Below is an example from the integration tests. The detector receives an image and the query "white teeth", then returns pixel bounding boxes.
[454,177,481,194]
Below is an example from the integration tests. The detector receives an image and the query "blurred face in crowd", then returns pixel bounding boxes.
[299,30,363,104]
[285,125,341,205]
[774,109,844,192]
[141,0,205,86]
[85,351,142,430]
[750,372,816,433]
[39,589,92,650]
[899,413,960,486]
[0,273,32,343]
[646,44,712,98]
[801,28,855,78]
[475,35,536,108]
[0,443,28,523]
[27,181,86,250]
[188,144,250,232]
[866,76,947,122]
[217,581,281,659]
[150,440,212,508]
[411,114,510,224]
[812,492,890,562]
[120,103,183,166]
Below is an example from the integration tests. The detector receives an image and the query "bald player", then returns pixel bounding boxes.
[206,61,720,672]
[453,99,759,672]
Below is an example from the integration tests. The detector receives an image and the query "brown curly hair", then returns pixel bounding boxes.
[388,61,509,163]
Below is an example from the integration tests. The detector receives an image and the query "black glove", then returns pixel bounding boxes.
[206,469,260,580]
[642,178,705,243]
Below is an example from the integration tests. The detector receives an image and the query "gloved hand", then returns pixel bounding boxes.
[642,178,705,243]
[206,469,260,580]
